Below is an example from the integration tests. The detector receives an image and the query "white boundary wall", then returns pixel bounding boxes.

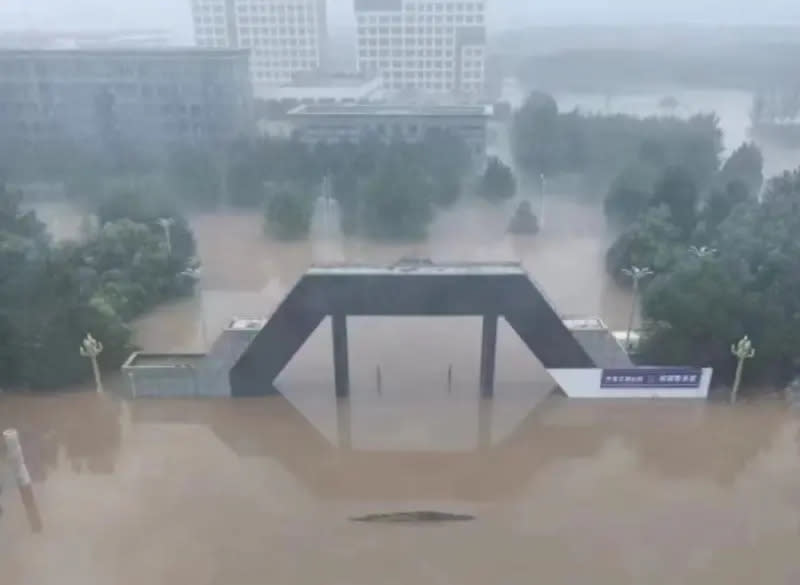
[547,368,712,399]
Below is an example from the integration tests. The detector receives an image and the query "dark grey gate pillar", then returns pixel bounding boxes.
[480,314,498,398]
[332,314,350,397]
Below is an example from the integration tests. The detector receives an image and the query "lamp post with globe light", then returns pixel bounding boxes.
[689,245,717,259]
[730,335,755,404]
[80,333,104,393]
[157,217,175,255]
[622,266,654,351]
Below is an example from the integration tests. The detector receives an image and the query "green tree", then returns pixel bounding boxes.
[94,187,197,264]
[650,166,699,235]
[638,257,751,381]
[512,92,563,175]
[508,200,539,234]
[479,157,517,202]
[0,181,199,390]
[264,185,314,240]
[698,179,750,237]
[606,205,682,285]
[637,168,800,391]
[359,156,435,241]
[718,142,764,198]
[166,146,222,208]
[604,163,659,226]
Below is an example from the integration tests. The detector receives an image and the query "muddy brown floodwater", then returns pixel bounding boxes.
[2,393,800,584]
[3,169,800,582]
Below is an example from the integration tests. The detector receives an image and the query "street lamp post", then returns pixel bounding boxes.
[80,333,104,393]
[689,245,717,259]
[622,266,654,350]
[157,217,175,256]
[730,335,755,404]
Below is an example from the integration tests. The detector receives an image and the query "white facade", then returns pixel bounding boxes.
[191,0,327,87]
[354,0,486,97]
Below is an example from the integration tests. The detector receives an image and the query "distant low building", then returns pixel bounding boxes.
[260,71,384,104]
[0,48,253,157]
[0,30,172,49]
[287,102,492,163]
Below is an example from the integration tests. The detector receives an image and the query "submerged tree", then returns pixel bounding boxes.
[508,200,539,235]
[264,186,314,240]
[479,157,517,202]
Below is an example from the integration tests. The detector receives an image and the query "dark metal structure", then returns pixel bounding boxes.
[229,263,597,397]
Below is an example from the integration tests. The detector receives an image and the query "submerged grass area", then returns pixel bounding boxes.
[350,511,475,523]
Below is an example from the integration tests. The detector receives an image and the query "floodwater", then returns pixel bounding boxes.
[2,392,800,584]
[4,86,800,583]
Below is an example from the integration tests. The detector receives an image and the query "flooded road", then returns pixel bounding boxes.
[2,392,800,584]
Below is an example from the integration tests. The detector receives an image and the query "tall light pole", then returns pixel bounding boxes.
[622,266,654,350]
[689,245,717,259]
[730,335,755,404]
[80,333,104,393]
[182,263,208,351]
[157,217,175,256]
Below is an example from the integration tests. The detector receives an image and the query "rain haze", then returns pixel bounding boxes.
[3,0,800,34]
[3,1,800,584]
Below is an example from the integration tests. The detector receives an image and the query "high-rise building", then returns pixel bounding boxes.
[0,48,253,156]
[191,0,328,91]
[354,0,486,97]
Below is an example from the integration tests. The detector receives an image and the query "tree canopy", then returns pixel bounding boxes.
[479,157,517,202]
[631,167,800,391]
[512,92,723,192]
[0,181,198,390]
[264,185,314,240]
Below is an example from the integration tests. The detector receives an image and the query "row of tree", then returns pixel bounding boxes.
[251,135,517,241]
[511,92,723,191]
[3,129,522,243]
[0,184,198,390]
[604,140,800,392]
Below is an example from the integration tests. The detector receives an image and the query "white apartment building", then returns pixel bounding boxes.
[191,0,327,90]
[354,0,486,97]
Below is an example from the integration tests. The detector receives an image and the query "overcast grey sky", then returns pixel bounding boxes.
[2,0,800,41]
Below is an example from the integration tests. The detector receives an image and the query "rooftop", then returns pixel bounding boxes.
[284,71,379,88]
[308,262,526,276]
[0,47,249,59]
[288,103,493,117]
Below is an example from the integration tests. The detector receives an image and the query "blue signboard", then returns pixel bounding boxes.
[600,367,703,389]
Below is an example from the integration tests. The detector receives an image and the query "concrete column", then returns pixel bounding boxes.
[480,314,498,398]
[332,314,350,398]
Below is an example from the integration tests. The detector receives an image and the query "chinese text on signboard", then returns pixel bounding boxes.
[600,368,703,389]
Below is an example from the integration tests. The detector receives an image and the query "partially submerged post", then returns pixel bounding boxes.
[3,429,42,533]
